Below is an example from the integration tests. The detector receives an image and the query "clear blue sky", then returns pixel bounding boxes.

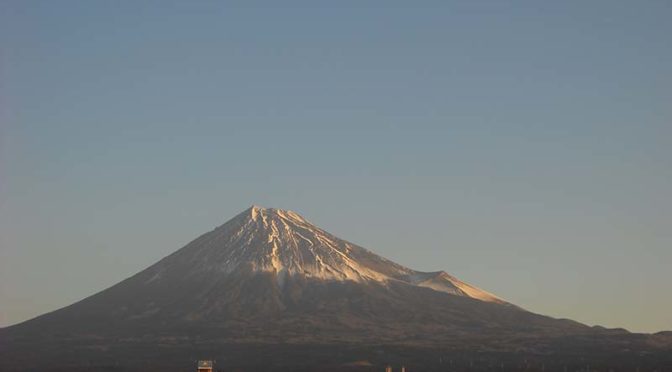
[1,1,670,332]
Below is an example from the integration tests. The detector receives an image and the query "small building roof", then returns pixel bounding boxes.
[198,360,213,368]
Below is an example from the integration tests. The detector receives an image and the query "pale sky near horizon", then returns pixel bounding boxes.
[1,1,671,332]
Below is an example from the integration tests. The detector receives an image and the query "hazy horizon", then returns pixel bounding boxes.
[1,1,671,333]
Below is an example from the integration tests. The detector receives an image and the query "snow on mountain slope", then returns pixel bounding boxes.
[408,271,507,304]
[148,205,508,305]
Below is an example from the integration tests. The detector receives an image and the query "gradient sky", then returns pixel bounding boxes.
[1,1,670,332]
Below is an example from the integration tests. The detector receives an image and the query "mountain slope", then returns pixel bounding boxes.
[4,206,522,332]
[2,206,671,371]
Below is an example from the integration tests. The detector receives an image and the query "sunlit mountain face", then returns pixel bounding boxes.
[2,206,671,371]
[136,205,509,305]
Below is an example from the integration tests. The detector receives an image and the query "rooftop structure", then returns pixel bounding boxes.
[197,360,213,372]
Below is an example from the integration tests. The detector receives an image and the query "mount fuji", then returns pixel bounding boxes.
[2,206,671,371]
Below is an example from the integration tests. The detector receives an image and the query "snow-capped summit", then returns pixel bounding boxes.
[146,205,507,304]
